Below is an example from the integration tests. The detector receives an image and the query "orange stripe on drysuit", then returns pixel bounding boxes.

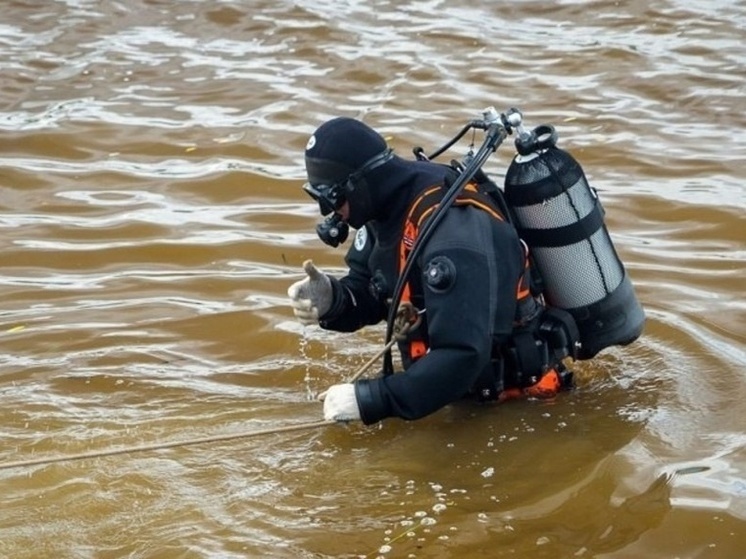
[399,187,441,359]
[516,248,531,299]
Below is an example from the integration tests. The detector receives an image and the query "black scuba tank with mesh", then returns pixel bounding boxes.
[503,125,645,360]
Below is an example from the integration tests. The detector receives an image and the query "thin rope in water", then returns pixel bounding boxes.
[0,315,419,471]
[0,420,334,471]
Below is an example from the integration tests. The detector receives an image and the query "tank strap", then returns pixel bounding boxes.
[516,196,605,248]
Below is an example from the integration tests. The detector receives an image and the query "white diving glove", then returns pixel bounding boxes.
[323,383,361,422]
[287,259,333,325]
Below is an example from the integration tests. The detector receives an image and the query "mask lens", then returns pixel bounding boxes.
[303,182,345,216]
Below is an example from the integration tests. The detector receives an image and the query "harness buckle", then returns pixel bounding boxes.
[394,303,423,340]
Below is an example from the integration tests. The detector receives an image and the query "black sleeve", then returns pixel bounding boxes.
[319,226,388,332]
[355,208,522,424]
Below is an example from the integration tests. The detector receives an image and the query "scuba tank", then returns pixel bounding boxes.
[502,114,645,360]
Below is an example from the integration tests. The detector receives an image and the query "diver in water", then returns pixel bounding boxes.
[287,116,582,425]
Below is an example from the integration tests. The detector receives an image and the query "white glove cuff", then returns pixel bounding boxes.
[323,384,361,422]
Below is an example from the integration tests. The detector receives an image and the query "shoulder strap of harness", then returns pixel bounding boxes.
[397,181,535,362]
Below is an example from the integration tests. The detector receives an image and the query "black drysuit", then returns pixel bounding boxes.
[318,156,527,425]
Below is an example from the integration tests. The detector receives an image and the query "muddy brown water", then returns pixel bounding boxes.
[1,1,744,558]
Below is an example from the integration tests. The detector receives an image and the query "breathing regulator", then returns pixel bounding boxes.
[304,148,394,247]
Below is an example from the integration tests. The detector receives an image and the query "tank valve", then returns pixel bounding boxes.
[504,108,529,140]
[509,109,559,156]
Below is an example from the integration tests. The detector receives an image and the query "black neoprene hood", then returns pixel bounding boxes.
[304,117,388,184]
[304,117,392,228]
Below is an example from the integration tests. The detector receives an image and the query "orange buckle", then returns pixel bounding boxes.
[497,369,561,403]
[410,340,427,359]
[524,369,561,399]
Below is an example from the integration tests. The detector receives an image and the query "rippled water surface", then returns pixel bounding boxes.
[1,1,744,558]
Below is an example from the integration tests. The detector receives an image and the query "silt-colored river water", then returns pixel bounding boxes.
[0,1,744,558]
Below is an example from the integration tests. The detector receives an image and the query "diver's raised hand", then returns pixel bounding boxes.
[287,260,333,325]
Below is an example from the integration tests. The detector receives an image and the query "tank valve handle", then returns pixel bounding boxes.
[504,108,560,156]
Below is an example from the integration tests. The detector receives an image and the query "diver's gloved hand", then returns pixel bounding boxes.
[287,259,333,325]
[323,383,361,421]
